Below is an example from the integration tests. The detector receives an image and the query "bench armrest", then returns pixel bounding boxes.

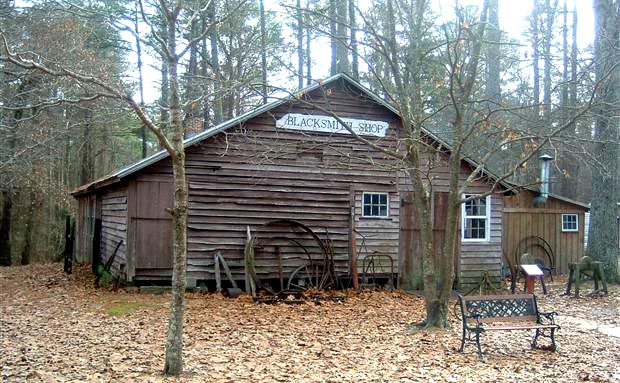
[538,311,558,325]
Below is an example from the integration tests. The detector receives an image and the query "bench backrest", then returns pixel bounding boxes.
[458,294,539,323]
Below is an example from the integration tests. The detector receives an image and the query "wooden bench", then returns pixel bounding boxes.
[457,293,559,356]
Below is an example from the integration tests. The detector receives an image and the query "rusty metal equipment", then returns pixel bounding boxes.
[247,219,339,294]
[360,253,396,289]
[508,236,556,293]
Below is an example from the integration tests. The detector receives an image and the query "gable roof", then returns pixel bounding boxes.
[71,73,551,200]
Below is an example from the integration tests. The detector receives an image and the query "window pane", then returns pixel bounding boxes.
[362,193,388,217]
[364,194,371,205]
[465,201,474,215]
[464,218,486,239]
[363,205,371,216]
[379,194,387,205]
[563,214,577,231]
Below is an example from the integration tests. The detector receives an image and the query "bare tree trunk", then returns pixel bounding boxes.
[561,1,569,113]
[588,0,619,281]
[329,0,337,75]
[200,21,210,130]
[296,0,304,89]
[183,18,200,137]
[349,0,358,79]
[162,7,189,375]
[532,0,541,116]
[79,107,94,185]
[0,191,11,266]
[260,0,269,101]
[134,3,147,158]
[306,0,312,85]
[396,0,427,291]
[336,0,349,74]
[486,0,500,105]
[159,19,170,137]
[543,0,557,120]
[0,65,13,266]
[20,187,36,265]
[556,1,577,198]
[425,0,489,328]
[210,1,223,124]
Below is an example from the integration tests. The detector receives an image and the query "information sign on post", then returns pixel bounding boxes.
[520,264,544,294]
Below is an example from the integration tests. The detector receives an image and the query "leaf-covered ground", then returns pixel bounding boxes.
[1,263,619,382]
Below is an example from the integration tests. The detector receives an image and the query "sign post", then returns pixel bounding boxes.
[520,264,544,294]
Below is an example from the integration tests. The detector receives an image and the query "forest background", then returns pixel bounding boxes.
[0,0,618,273]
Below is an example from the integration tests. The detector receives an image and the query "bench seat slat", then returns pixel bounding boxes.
[483,324,559,331]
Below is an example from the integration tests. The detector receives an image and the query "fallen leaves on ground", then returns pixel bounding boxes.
[1,263,619,382]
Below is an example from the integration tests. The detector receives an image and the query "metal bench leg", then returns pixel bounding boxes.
[475,331,483,357]
[531,329,540,349]
[459,328,466,352]
[550,328,557,351]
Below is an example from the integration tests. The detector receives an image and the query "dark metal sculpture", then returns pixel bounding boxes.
[509,236,556,293]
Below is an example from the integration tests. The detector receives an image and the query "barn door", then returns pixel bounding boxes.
[432,192,460,286]
[399,191,423,289]
[134,181,173,270]
[398,191,458,289]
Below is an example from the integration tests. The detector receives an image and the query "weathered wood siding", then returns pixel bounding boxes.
[129,79,402,282]
[460,192,503,287]
[99,186,128,277]
[78,78,512,287]
[503,192,587,275]
[398,162,504,289]
[75,194,96,263]
[353,190,400,275]
[126,179,173,280]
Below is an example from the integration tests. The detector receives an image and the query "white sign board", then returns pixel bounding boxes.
[276,113,389,137]
[520,264,544,276]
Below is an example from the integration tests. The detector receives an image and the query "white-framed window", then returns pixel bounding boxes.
[562,214,578,232]
[461,194,491,242]
[362,192,389,218]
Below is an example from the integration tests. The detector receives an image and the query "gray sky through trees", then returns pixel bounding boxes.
[121,0,595,103]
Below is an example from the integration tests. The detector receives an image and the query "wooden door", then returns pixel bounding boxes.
[134,181,173,270]
[398,191,458,289]
[432,192,460,286]
[399,191,423,289]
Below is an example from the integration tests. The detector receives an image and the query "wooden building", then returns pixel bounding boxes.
[72,74,584,290]
[502,190,589,276]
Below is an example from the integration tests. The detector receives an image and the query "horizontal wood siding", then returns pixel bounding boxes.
[99,187,128,278]
[186,181,352,280]
[131,79,401,282]
[398,159,504,289]
[460,194,503,288]
[354,190,399,275]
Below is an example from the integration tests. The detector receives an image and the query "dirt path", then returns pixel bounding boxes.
[1,264,619,382]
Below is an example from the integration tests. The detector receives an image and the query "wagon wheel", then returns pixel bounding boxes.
[287,262,324,291]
